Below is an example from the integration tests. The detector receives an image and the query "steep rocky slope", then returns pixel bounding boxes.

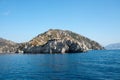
[0,38,18,53]
[0,29,104,53]
[22,29,104,53]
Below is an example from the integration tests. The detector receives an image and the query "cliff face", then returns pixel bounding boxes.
[23,29,104,53]
[0,38,18,53]
[0,29,104,54]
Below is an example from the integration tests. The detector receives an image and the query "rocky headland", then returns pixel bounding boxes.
[0,29,104,54]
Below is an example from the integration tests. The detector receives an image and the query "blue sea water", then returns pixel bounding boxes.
[0,50,120,80]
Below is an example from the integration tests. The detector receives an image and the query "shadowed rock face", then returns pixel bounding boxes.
[24,39,84,53]
[0,29,104,54]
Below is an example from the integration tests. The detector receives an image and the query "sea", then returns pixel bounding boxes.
[0,50,120,80]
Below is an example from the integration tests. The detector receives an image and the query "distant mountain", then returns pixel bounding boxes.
[0,29,104,53]
[0,38,18,53]
[105,43,120,50]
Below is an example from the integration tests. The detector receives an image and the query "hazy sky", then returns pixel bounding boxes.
[0,0,120,46]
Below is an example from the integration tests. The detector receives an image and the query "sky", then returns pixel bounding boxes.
[0,0,120,46]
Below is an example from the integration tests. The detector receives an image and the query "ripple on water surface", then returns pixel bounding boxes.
[0,50,120,80]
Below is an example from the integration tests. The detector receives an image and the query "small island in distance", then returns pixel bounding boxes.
[0,29,104,54]
[105,43,120,50]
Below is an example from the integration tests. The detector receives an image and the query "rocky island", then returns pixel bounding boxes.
[0,29,104,54]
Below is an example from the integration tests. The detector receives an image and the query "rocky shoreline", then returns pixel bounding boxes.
[0,29,104,54]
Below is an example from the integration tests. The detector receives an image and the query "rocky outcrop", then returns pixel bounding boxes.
[24,39,84,53]
[0,29,104,54]
[0,38,18,53]
[23,29,104,53]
